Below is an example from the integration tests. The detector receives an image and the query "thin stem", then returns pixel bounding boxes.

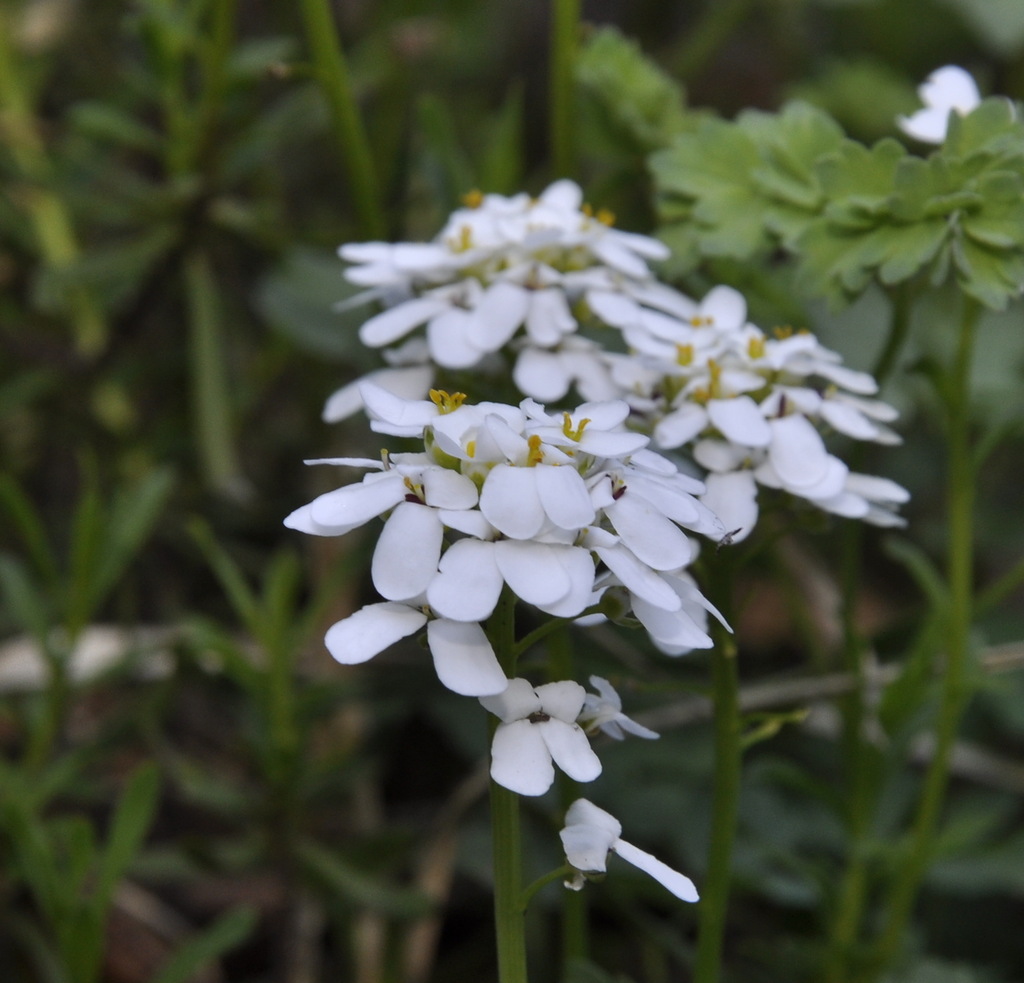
[298,0,385,239]
[822,283,913,982]
[693,563,740,983]
[486,590,529,983]
[184,250,246,497]
[521,865,573,910]
[869,297,981,976]
[549,0,581,177]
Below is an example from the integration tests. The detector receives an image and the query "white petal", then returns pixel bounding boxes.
[654,404,708,448]
[820,400,879,440]
[359,297,448,347]
[560,824,612,873]
[540,720,602,783]
[536,680,587,722]
[565,797,622,836]
[614,840,699,902]
[427,539,503,621]
[701,471,759,543]
[360,381,437,433]
[323,366,434,423]
[480,677,541,722]
[534,465,595,529]
[700,285,746,329]
[605,494,693,571]
[479,465,546,539]
[595,545,681,610]
[768,416,830,488]
[707,397,771,447]
[586,290,640,328]
[325,603,427,665]
[494,540,570,606]
[526,288,576,344]
[421,468,478,509]
[426,308,483,368]
[490,720,555,796]
[513,348,572,402]
[307,474,406,534]
[427,619,507,696]
[631,595,713,651]
[473,281,530,350]
[372,503,442,600]
[535,546,598,618]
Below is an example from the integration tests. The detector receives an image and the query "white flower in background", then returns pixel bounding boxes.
[480,679,602,796]
[324,180,704,416]
[898,65,982,144]
[560,798,698,901]
[579,675,659,740]
[286,386,730,695]
[614,285,908,540]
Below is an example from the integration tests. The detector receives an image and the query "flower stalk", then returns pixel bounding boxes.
[867,299,980,975]
[693,559,741,983]
[487,589,529,983]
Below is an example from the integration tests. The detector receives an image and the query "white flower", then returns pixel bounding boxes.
[612,285,907,537]
[898,65,982,144]
[579,675,659,740]
[480,679,602,796]
[560,798,698,901]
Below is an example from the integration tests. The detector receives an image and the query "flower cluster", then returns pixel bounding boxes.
[324,179,701,418]
[289,385,728,679]
[606,285,909,540]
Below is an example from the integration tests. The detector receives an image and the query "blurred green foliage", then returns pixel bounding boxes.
[1,0,1023,981]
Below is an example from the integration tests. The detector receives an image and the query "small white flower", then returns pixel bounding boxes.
[480,679,603,796]
[579,675,659,740]
[560,798,698,902]
[898,65,982,144]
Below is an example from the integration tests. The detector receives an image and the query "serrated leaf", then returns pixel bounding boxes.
[953,237,1024,309]
[944,96,1024,161]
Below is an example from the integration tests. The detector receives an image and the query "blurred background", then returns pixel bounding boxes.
[1,1,1023,981]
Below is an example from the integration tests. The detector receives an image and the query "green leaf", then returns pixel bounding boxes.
[95,764,160,910]
[576,26,689,152]
[0,553,52,645]
[416,93,476,213]
[151,906,257,983]
[476,83,525,194]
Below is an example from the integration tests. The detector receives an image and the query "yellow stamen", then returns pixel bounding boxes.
[690,315,713,327]
[582,203,593,217]
[527,434,544,465]
[676,343,694,366]
[466,439,476,458]
[747,335,766,359]
[461,189,484,209]
[596,207,615,226]
[561,412,591,442]
[773,325,794,340]
[428,389,467,413]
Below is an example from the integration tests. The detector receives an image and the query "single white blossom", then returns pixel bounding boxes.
[898,65,982,144]
[579,675,659,740]
[480,679,602,796]
[560,798,698,901]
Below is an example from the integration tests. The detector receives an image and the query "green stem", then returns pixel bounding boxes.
[823,284,913,982]
[298,0,385,239]
[487,590,529,983]
[550,0,581,176]
[693,565,740,983]
[869,298,980,976]
[184,250,246,497]
[0,11,107,356]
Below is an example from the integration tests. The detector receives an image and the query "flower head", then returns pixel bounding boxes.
[579,675,659,740]
[325,180,704,416]
[898,65,982,144]
[612,285,908,539]
[285,388,729,695]
[560,798,698,901]
[481,679,602,796]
